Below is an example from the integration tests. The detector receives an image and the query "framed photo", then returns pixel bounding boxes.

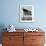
[20,5,34,22]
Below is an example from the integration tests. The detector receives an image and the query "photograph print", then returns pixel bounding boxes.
[20,5,34,22]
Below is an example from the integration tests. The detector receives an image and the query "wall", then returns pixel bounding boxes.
[0,0,46,29]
